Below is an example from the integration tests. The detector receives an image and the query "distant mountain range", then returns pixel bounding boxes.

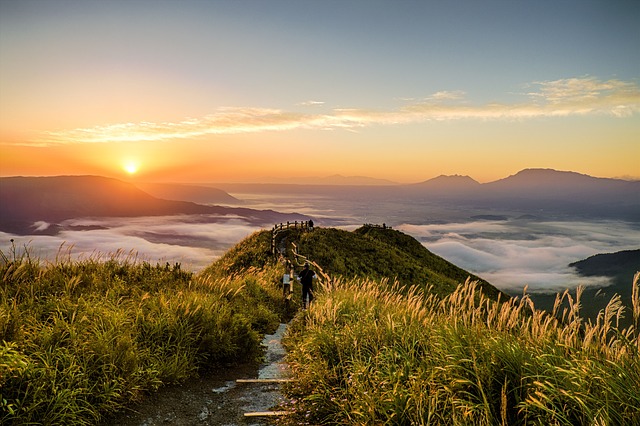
[408,174,481,196]
[242,168,638,188]
[258,174,398,186]
[214,169,639,221]
[1,169,638,236]
[409,168,638,197]
[0,176,308,235]
[134,182,240,205]
[403,169,639,219]
[482,169,639,201]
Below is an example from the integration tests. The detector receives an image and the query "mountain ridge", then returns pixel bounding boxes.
[569,249,640,278]
[207,224,506,301]
[134,182,240,205]
[484,168,636,192]
[0,175,308,235]
[524,249,640,326]
[3,168,638,232]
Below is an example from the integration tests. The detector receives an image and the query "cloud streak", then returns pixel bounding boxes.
[26,77,640,146]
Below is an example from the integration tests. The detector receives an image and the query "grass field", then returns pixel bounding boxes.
[0,241,285,425]
[283,275,640,425]
[3,229,639,425]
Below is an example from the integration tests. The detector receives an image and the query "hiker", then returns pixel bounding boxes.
[282,265,293,311]
[283,262,295,296]
[298,262,316,309]
[282,269,291,298]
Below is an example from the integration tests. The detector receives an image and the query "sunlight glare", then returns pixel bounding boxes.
[123,160,139,175]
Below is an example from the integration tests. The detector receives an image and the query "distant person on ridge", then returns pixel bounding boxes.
[298,262,316,309]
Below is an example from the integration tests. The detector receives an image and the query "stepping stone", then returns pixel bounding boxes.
[236,378,294,383]
[244,411,291,417]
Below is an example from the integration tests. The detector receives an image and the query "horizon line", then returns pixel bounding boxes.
[2,167,639,186]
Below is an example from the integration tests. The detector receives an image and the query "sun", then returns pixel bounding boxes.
[122,160,139,175]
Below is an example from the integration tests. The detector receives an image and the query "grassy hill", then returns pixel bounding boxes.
[2,225,638,425]
[0,245,286,425]
[203,224,505,301]
[279,229,640,424]
[569,249,640,278]
[529,250,640,326]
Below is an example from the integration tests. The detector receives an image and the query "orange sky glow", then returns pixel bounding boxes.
[1,1,639,184]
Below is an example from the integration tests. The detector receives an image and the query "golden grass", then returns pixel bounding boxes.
[284,274,640,425]
[0,249,286,424]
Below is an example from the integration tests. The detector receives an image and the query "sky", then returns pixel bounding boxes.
[1,0,639,183]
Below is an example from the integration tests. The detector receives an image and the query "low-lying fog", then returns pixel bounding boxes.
[2,190,638,296]
[398,220,637,294]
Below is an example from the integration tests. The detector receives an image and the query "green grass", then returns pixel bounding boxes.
[4,227,638,425]
[283,275,640,425]
[0,243,286,425]
[279,225,506,300]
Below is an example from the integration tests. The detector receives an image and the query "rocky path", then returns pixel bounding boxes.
[100,324,291,426]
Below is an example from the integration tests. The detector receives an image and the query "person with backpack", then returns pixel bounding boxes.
[298,262,316,309]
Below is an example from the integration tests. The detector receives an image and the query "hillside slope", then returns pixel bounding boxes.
[134,182,240,205]
[562,249,640,323]
[569,249,640,278]
[205,224,504,300]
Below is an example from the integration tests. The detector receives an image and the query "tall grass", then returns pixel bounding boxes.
[0,245,285,425]
[283,273,640,425]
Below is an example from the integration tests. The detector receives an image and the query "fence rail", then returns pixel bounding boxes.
[271,221,314,255]
[271,220,313,232]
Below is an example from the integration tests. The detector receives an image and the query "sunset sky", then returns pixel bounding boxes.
[1,0,639,184]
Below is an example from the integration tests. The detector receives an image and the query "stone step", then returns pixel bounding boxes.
[244,410,291,417]
[236,378,294,383]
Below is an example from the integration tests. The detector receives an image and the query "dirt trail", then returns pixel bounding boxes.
[100,324,290,426]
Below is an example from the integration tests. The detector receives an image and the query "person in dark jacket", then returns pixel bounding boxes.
[298,262,316,309]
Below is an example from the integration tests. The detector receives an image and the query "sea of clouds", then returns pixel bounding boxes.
[398,220,640,294]
[2,197,638,296]
[1,216,263,272]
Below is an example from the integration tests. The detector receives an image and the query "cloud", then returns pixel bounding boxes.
[2,211,637,296]
[32,221,51,231]
[1,216,263,272]
[425,90,467,101]
[297,100,325,106]
[530,77,637,103]
[398,220,640,293]
[525,77,640,117]
[21,76,639,146]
